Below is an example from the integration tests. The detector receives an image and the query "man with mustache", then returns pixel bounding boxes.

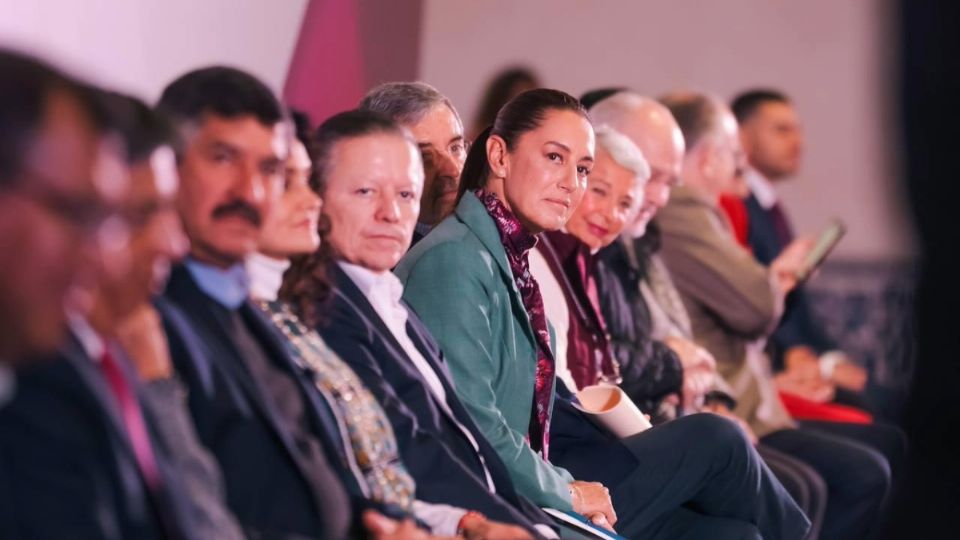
[359,82,467,246]
[155,66,358,539]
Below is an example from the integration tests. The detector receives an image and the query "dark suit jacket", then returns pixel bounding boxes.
[160,265,356,540]
[0,335,196,540]
[596,238,684,419]
[745,194,836,369]
[318,265,551,536]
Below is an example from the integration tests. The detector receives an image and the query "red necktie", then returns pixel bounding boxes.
[99,347,163,492]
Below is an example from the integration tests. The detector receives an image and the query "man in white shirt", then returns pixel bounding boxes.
[312,109,561,539]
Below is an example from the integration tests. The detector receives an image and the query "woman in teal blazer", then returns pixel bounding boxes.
[395,89,611,522]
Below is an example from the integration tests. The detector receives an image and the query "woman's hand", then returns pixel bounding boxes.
[570,481,617,531]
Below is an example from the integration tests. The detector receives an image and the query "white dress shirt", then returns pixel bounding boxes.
[527,249,579,392]
[338,262,497,492]
[746,168,779,210]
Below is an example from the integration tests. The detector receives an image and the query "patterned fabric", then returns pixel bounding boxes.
[256,300,416,510]
[475,189,555,460]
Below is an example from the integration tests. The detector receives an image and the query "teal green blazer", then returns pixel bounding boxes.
[395,191,575,511]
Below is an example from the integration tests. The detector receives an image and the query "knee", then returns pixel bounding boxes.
[846,445,892,497]
[682,412,753,452]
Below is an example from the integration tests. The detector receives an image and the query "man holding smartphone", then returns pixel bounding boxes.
[732,89,871,404]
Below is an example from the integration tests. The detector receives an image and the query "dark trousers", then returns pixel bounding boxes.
[556,413,811,540]
[762,423,895,540]
[759,444,827,540]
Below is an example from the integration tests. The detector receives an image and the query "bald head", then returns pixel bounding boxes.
[590,91,685,237]
[659,91,744,202]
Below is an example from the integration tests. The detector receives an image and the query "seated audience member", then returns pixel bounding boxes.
[397,88,810,540]
[656,91,899,540]
[731,89,871,408]
[0,83,210,539]
[154,66,358,539]
[585,93,717,421]
[0,50,125,366]
[251,111,535,539]
[359,82,467,245]
[528,126,680,410]
[588,91,828,539]
[470,66,541,140]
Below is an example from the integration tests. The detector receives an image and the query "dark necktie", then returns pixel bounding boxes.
[98,347,163,492]
[768,202,794,249]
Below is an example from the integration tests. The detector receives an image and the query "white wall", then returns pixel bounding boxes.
[420,0,914,260]
[0,0,308,101]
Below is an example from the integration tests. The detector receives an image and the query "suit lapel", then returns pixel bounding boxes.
[455,192,539,348]
[164,267,339,492]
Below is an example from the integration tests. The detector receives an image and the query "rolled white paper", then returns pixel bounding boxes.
[574,384,652,438]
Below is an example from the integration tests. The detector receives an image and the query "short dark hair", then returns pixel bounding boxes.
[289,109,313,150]
[659,92,723,151]
[730,88,790,124]
[93,91,177,164]
[459,88,589,198]
[156,66,284,129]
[0,49,94,187]
[580,87,628,110]
[311,108,412,194]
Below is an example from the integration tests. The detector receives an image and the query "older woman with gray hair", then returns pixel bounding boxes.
[529,125,651,394]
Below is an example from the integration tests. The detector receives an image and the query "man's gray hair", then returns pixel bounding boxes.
[594,125,650,186]
[359,81,461,127]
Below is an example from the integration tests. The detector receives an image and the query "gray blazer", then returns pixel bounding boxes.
[655,186,795,437]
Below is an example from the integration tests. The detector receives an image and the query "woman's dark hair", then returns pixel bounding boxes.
[279,108,411,326]
[458,88,589,199]
[471,67,540,137]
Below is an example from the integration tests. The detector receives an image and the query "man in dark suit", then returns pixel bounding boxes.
[732,89,871,400]
[0,68,205,539]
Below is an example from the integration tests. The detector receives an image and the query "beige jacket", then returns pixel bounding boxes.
[655,185,795,437]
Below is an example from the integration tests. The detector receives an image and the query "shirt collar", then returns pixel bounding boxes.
[68,313,105,360]
[185,258,250,309]
[475,189,538,257]
[247,252,291,302]
[746,168,779,210]
[338,261,404,306]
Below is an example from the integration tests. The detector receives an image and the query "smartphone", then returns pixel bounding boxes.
[794,219,846,282]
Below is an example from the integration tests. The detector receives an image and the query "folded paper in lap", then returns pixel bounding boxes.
[574,384,652,438]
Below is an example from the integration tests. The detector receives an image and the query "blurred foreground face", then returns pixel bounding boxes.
[0,89,128,359]
[565,148,643,251]
[493,109,594,234]
[406,104,466,226]
[322,133,423,273]
[93,146,188,323]
[258,139,322,258]
[739,101,803,180]
[175,115,287,268]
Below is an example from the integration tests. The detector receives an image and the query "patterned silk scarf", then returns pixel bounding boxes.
[475,189,556,460]
[256,300,416,510]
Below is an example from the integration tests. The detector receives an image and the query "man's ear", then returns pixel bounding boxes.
[486,134,510,179]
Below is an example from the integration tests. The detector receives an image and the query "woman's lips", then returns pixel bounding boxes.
[588,223,609,238]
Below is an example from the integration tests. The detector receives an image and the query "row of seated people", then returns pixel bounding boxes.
[0,47,901,540]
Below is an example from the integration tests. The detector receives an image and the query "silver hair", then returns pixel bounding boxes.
[593,124,650,186]
[589,91,649,130]
[359,81,461,127]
